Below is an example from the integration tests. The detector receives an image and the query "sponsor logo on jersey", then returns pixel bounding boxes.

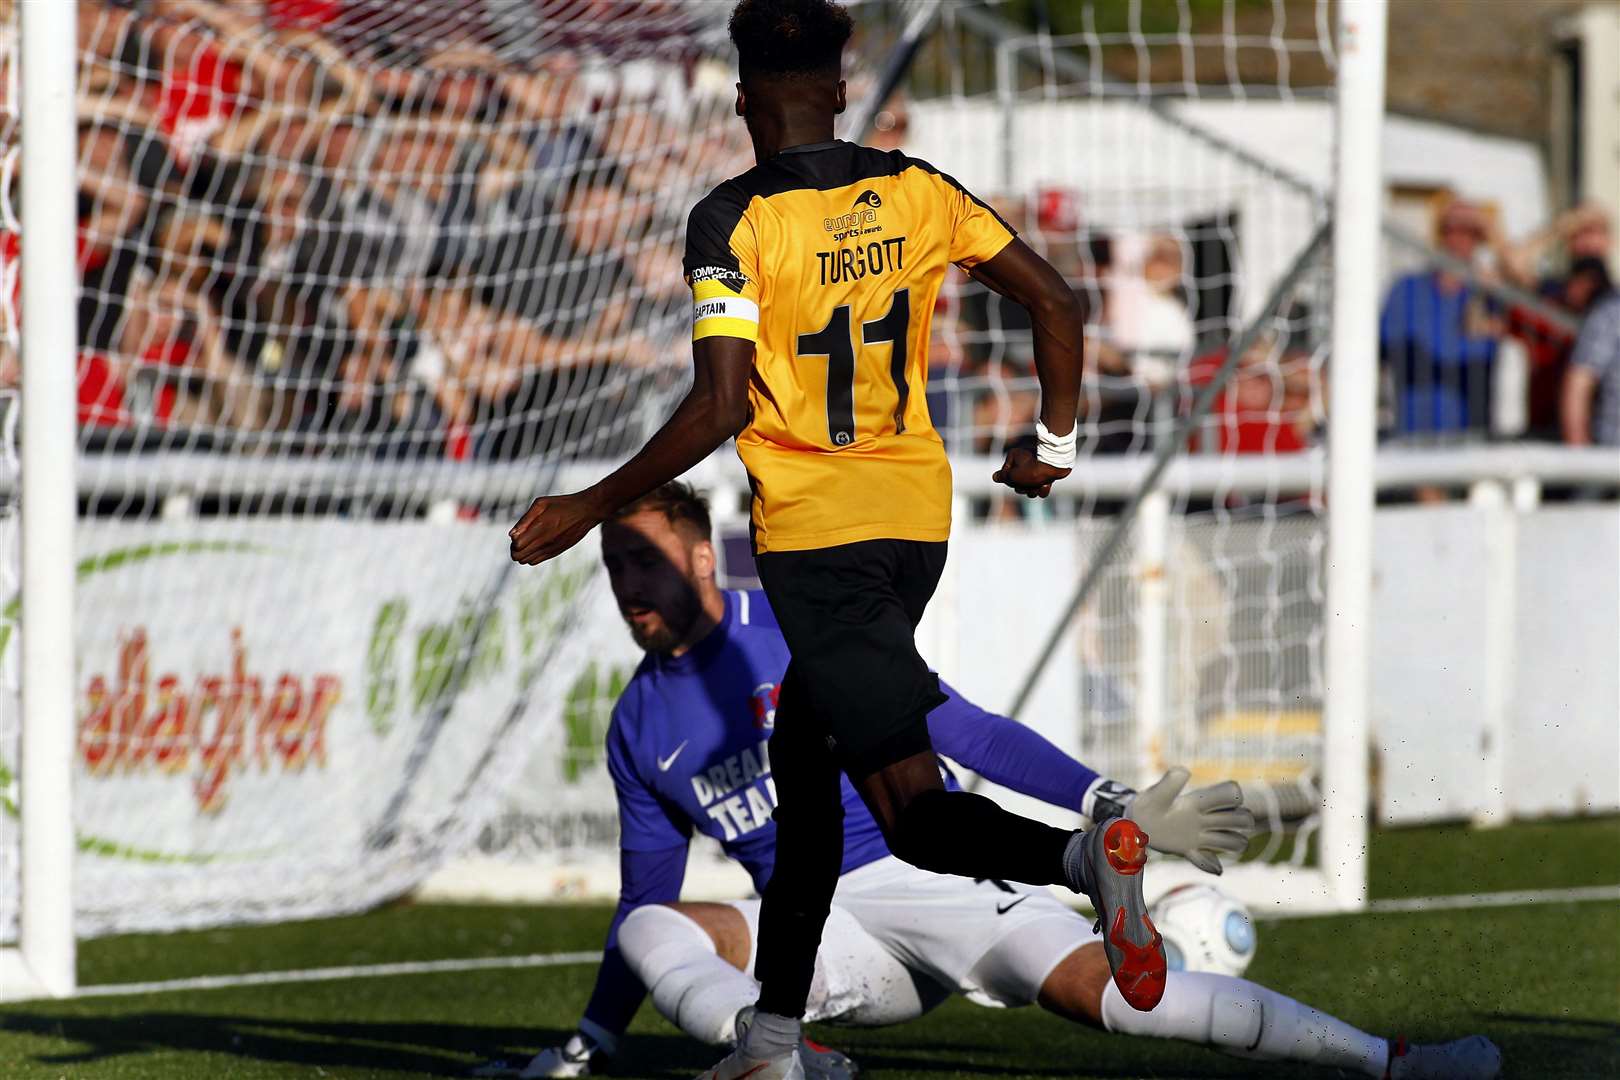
[687,738,777,842]
[824,190,885,241]
[689,265,751,290]
[751,681,779,730]
[657,739,689,771]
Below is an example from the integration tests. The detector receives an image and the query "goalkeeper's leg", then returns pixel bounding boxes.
[1018,933,1499,1078]
[619,900,940,1041]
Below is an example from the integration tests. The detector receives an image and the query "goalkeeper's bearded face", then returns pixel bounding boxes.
[600,510,716,655]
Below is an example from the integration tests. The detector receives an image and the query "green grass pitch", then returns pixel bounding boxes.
[2,818,1616,1079]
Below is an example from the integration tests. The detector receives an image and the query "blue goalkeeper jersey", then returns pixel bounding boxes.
[606,588,902,884]
[582,588,1103,1042]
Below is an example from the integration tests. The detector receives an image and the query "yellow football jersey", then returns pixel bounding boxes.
[685,140,1015,553]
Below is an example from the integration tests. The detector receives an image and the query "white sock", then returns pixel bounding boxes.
[618,905,759,1046]
[1101,971,1390,1077]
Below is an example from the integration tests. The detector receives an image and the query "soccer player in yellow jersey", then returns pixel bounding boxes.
[510,2,1170,1075]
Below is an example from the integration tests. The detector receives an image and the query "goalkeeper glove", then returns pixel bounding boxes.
[1085,767,1257,876]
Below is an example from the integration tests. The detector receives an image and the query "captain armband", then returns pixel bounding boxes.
[690,268,759,342]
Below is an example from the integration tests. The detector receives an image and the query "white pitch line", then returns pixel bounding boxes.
[1366,883,1620,914]
[65,884,1620,1000]
[77,949,603,999]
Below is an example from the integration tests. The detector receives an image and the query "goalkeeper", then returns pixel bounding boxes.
[486,483,1500,1080]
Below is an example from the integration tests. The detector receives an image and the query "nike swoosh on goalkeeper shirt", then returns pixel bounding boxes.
[657,740,689,772]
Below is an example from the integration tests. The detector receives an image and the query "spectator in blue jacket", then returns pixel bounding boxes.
[1379,198,1502,438]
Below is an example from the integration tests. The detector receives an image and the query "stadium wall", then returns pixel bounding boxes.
[1372,502,1620,825]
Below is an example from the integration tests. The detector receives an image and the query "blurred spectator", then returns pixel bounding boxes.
[1103,231,1193,376]
[969,361,1039,461]
[321,283,446,458]
[1498,202,1613,293]
[1187,329,1319,455]
[5,1,763,469]
[1562,281,1620,448]
[76,122,154,354]
[1378,197,1501,439]
[1507,256,1614,441]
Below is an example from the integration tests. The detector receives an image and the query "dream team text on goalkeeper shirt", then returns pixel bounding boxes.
[683,141,1016,554]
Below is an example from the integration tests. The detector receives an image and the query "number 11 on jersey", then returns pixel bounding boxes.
[796,289,912,448]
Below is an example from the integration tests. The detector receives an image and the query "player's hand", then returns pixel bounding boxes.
[992,446,1071,498]
[510,491,606,565]
[1125,766,1256,876]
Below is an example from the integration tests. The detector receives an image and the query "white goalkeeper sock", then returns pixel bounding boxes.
[1101,970,1390,1077]
[618,904,758,1046]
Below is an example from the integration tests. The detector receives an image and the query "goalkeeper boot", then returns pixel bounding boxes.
[468,1035,599,1078]
[694,1046,805,1080]
[1074,817,1166,1011]
[798,1034,858,1079]
[695,1009,806,1080]
[721,1008,851,1079]
[1384,1035,1502,1080]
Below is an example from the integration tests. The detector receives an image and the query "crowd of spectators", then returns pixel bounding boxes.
[0,1,1614,480]
[1379,195,1617,449]
[2,0,734,461]
[937,179,1617,497]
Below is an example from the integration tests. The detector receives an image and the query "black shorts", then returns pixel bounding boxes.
[755,539,948,778]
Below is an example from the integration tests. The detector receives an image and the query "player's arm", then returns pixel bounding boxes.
[928,681,1254,874]
[1560,301,1617,446]
[557,844,689,1069]
[1562,366,1597,446]
[927,678,1103,810]
[540,713,693,1074]
[510,337,753,565]
[969,239,1086,498]
[512,184,761,566]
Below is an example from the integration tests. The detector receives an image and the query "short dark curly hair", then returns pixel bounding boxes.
[729,0,854,82]
[613,481,713,543]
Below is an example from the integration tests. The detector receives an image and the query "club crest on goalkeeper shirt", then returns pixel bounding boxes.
[683,140,1016,554]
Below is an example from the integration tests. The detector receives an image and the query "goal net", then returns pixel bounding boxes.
[0,0,911,948]
[906,0,1343,909]
[1,0,1362,968]
[427,0,1355,913]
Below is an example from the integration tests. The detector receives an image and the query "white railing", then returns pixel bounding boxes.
[25,444,1619,510]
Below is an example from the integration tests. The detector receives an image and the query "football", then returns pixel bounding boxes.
[1149,884,1258,977]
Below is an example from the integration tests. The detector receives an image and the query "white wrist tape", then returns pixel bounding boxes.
[1035,419,1078,469]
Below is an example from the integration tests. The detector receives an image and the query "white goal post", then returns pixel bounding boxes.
[4,0,79,1003]
[1321,0,1388,916]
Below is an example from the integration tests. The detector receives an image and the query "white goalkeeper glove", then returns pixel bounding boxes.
[1086,767,1257,876]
